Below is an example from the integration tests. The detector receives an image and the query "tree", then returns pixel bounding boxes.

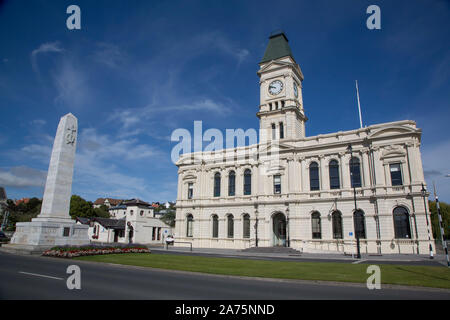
[428,200,449,240]
[69,195,95,218]
[160,210,175,227]
[93,204,110,218]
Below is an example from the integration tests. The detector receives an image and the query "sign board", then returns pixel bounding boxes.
[164,230,168,233]
[349,232,353,236]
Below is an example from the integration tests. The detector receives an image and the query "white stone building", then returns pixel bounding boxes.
[174,32,434,255]
[77,199,172,244]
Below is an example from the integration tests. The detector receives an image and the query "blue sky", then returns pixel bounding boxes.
[0,0,449,203]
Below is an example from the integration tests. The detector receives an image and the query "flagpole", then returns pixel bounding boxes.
[433,182,450,267]
[356,80,363,128]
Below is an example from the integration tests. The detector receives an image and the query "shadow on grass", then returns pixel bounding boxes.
[395,266,450,282]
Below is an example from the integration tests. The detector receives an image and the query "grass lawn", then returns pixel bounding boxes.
[75,253,450,289]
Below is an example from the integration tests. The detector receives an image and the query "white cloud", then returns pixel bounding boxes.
[52,59,90,108]
[0,166,47,188]
[31,42,64,74]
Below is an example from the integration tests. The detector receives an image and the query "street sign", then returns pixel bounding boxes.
[349,232,353,236]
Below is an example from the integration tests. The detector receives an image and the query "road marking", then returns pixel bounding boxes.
[352,259,368,264]
[19,271,63,280]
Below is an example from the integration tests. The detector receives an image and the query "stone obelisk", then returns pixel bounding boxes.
[6,113,89,253]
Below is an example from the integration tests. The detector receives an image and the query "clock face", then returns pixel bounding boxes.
[294,82,298,98]
[268,80,283,95]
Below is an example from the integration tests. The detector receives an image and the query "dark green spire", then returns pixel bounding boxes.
[260,31,295,64]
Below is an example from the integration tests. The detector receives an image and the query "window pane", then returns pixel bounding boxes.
[353,211,366,239]
[187,215,193,237]
[214,173,221,197]
[350,158,362,188]
[311,212,321,239]
[329,160,340,189]
[212,215,218,238]
[332,212,343,239]
[393,207,411,238]
[274,175,281,194]
[188,183,193,199]
[227,215,234,238]
[390,163,403,186]
[228,171,235,196]
[244,169,251,195]
[243,214,250,238]
[310,162,320,191]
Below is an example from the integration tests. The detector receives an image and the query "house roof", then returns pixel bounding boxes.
[109,204,127,210]
[260,31,295,64]
[93,217,125,230]
[123,198,151,207]
[76,217,90,225]
[93,198,123,206]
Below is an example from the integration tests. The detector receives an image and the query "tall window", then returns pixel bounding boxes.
[243,214,250,238]
[227,214,234,238]
[273,174,281,194]
[332,211,343,239]
[390,163,403,186]
[279,122,284,139]
[187,183,193,199]
[214,172,221,197]
[152,227,156,240]
[228,171,235,196]
[311,212,322,239]
[329,160,340,189]
[309,162,320,191]
[353,210,366,239]
[393,206,411,238]
[272,123,276,140]
[244,169,252,195]
[212,215,219,238]
[186,214,193,237]
[350,157,362,188]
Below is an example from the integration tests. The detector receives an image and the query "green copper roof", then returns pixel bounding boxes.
[260,31,295,64]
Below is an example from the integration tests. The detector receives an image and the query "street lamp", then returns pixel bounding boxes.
[420,184,434,259]
[347,144,361,259]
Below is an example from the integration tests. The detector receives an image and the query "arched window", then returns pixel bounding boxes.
[311,212,322,239]
[228,171,235,196]
[212,215,219,238]
[329,160,340,189]
[244,169,252,195]
[243,214,250,238]
[350,157,362,188]
[309,162,320,191]
[353,210,366,239]
[332,211,343,239]
[186,214,193,237]
[271,123,276,140]
[214,172,221,197]
[227,214,234,238]
[393,206,411,238]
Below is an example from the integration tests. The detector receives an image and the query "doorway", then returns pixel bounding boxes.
[272,212,287,247]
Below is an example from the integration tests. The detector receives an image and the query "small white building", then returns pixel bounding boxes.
[77,199,172,244]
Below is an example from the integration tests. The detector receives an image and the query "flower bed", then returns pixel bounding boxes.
[43,245,150,258]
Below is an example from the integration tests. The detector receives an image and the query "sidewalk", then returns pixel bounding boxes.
[148,244,450,266]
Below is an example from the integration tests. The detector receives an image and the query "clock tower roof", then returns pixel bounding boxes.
[260,31,295,64]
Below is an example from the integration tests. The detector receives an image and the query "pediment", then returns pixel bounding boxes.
[176,154,204,166]
[259,60,294,73]
[258,141,293,154]
[380,145,406,159]
[368,125,418,139]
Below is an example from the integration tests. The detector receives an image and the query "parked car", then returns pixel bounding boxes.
[0,231,9,243]
[165,235,174,245]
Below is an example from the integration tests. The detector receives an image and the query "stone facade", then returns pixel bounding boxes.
[174,32,434,255]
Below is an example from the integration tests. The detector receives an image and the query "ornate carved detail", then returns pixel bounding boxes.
[66,124,77,145]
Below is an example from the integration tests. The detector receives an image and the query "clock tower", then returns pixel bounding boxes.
[257,31,307,142]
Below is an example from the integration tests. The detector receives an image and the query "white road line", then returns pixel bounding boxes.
[18,271,63,280]
[352,259,368,264]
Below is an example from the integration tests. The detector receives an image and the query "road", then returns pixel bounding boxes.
[0,251,449,300]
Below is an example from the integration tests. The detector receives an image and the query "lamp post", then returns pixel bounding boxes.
[420,184,434,259]
[254,207,259,247]
[286,204,290,247]
[347,144,361,259]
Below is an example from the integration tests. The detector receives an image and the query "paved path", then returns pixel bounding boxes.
[0,251,449,300]
[150,245,447,267]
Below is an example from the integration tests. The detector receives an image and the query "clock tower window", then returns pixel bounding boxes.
[279,122,284,139]
[271,123,276,140]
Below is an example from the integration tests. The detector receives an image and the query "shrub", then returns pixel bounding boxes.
[42,244,150,258]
